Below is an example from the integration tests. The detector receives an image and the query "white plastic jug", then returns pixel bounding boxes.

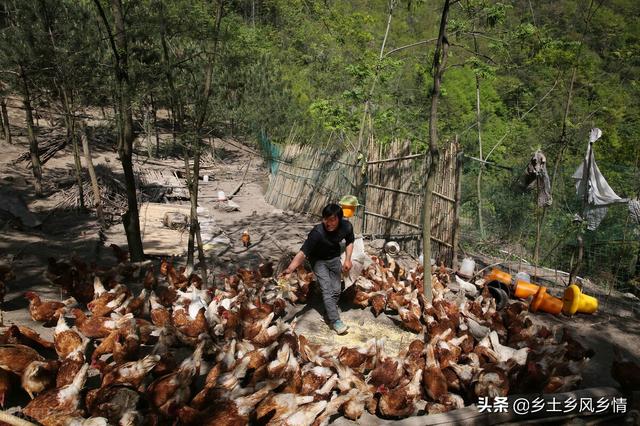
[458,257,475,278]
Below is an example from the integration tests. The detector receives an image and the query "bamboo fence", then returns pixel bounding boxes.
[263,138,461,265]
[364,139,424,255]
[264,144,360,227]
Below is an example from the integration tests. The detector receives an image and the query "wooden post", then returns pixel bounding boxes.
[451,137,462,271]
[80,123,105,227]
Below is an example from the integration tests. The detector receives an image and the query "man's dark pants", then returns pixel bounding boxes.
[312,257,342,324]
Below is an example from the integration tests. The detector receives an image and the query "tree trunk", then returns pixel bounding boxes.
[473,34,485,238]
[184,0,223,278]
[422,0,451,302]
[60,87,86,211]
[354,1,395,232]
[71,131,86,210]
[183,148,207,281]
[159,2,182,131]
[94,0,145,260]
[81,123,105,226]
[0,98,10,144]
[19,67,43,197]
[150,93,160,157]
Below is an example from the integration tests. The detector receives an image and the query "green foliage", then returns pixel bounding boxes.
[1,0,639,286]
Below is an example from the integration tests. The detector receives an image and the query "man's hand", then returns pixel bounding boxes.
[342,259,352,274]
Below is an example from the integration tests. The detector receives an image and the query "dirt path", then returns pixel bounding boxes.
[0,103,319,338]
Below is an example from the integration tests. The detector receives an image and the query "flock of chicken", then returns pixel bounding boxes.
[0,249,599,426]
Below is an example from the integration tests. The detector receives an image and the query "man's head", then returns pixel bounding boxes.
[322,203,343,232]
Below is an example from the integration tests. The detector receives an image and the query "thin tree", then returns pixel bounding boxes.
[18,65,43,196]
[0,95,10,144]
[184,0,224,280]
[423,0,453,302]
[93,0,145,261]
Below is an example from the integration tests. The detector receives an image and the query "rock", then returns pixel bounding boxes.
[213,200,240,212]
[368,239,386,250]
[162,212,189,230]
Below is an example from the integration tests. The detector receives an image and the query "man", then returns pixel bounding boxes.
[283,203,354,334]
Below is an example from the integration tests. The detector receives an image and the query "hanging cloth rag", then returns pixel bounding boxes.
[523,149,553,207]
[572,128,628,230]
[517,150,553,206]
[629,199,640,228]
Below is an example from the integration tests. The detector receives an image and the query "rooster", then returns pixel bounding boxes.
[241,230,251,248]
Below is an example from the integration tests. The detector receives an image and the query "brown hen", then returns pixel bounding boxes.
[53,313,84,359]
[21,359,60,398]
[0,343,44,376]
[423,342,448,403]
[22,363,89,423]
[24,291,70,324]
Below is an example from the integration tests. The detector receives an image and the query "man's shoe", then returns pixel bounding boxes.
[333,320,349,335]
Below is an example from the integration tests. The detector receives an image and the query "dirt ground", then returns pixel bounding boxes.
[1,102,639,423]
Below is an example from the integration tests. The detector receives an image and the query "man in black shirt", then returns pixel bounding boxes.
[283,203,354,334]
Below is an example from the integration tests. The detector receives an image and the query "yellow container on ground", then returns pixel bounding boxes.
[530,286,563,315]
[562,284,598,315]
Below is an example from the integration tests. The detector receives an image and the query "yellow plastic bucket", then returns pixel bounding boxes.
[341,204,356,218]
[513,280,540,299]
[339,195,358,218]
[562,284,598,315]
[530,286,563,315]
